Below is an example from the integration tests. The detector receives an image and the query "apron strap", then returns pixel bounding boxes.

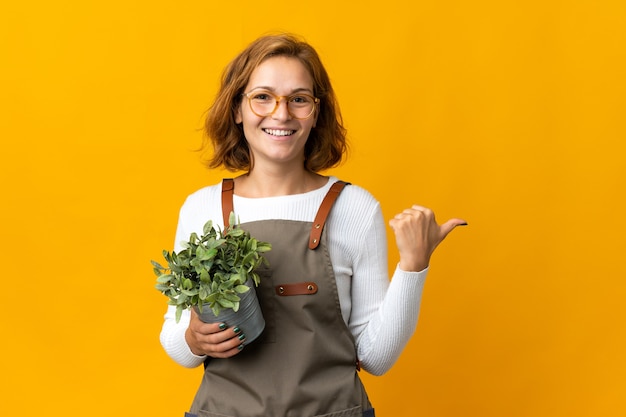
[221,178,235,227]
[220,178,350,250]
[309,181,349,250]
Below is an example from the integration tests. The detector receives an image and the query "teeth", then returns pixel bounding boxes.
[264,129,294,136]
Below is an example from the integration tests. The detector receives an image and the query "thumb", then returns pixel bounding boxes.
[440,218,468,239]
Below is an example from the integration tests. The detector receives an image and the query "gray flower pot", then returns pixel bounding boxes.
[195,278,265,345]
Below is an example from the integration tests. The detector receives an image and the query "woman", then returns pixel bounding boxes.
[160,33,466,417]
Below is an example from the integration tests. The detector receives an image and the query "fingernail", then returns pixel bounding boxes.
[233,326,241,334]
[460,222,468,226]
[237,344,244,351]
[238,333,246,341]
[218,323,227,330]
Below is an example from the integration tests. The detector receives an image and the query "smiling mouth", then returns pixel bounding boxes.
[263,128,295,137]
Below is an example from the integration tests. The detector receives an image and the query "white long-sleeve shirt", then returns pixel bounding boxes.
[159,176,427,376]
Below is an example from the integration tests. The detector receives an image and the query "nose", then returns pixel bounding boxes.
[271,97,292,121]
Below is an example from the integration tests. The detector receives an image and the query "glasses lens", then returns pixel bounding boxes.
[248,92,276,116]
[287,94,315,119]
[248,92,316,119]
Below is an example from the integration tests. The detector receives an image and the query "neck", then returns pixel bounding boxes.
[234,167,327,198]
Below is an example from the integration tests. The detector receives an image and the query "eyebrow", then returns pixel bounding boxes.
[248,86,314,94]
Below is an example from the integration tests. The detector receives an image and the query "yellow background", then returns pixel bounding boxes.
[2,1,625,416]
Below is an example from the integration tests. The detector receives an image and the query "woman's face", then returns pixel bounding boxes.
[236,56,317,171]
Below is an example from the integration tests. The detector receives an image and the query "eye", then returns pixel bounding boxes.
[290,95,313,104]
[250,92,274,102]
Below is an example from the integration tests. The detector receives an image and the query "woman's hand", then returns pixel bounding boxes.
[185,308,246,358]
[389,205,466,272]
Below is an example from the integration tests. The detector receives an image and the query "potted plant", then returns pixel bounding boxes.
[152,213,271,344]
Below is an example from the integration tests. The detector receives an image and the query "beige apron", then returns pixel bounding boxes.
[186,179,374,417]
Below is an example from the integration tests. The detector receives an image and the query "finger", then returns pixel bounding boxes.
[215,332,246,350]
[399,205,432,216]
[389,208,428,230]
[190,317,228,336]
[410,205,433,215]
[392,207,427,223]
[388,217,406,230]
[216,343,245,358]
[207,332,246,358]
[440,218,468,238]
[197,323,241,345]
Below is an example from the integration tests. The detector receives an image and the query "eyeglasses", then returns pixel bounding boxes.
[242,90,319,120]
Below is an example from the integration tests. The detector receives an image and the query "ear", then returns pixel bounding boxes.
[235,105,243,124]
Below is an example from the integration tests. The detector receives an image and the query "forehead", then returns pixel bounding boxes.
[246,56,314,91]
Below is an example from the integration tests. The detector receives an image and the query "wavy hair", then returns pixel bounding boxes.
[203,33,347,172]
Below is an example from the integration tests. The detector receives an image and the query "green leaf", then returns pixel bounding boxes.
[241,251,256,267]
[175,305,184,323]
[202,220,214,235]
[180,289,197,297]
[217,298,235,309]
[234,285,251,293]
[250,272,261,286]
[256,243,272,252]
[228,228,245,237]
[199,286,209,300]
[151,260,165,269]
[223,292,241,302]
[211,304,222,317]
[228,211,237,228]
[195,245,206,259]
[229,273,244,285]
[156,274,174,284]
[196,245,217,261]
[209,238,226,249]
[199,269,210,283]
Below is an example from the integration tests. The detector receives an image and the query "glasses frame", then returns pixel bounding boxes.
[242,90,320,120]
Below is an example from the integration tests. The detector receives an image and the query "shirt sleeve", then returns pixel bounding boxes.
[158,193,209,368]
[347,200,428,376]
[160,306,207,368]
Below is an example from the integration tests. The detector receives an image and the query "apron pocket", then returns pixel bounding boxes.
[255,268,276,344]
